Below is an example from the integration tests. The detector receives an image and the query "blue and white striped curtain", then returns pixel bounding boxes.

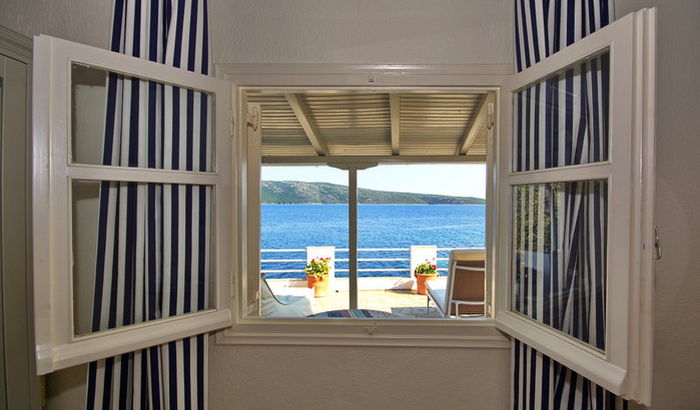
[512,1,628,409]
[86,0,212,408]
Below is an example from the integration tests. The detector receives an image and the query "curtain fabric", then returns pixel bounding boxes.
[512,52,609,349]
[86,0,211,409]
[512,1,627,409]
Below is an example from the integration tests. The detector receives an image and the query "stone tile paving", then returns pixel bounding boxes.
[312,289,443,318]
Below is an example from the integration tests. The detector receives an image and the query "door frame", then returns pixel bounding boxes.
[0,24,40,410]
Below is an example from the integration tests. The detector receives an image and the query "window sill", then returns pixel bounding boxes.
[216,316,510,349]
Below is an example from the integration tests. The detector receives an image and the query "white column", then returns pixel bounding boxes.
[348,168,358,309]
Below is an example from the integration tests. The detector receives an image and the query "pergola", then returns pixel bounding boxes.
[246,90,495,163]
[245,89,495,309]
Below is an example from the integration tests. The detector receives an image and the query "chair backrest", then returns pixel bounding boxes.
[446,249,486,316]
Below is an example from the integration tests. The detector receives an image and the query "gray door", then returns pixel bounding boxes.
[0,39,41,410]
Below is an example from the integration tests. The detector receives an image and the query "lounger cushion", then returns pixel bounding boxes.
[426,278,448,314]
[262,293,313,317]
[261,280,314,317]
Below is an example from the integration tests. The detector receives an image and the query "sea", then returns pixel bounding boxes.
[261,204,485,279]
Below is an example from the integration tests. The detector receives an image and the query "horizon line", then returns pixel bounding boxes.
[261,179,486,200]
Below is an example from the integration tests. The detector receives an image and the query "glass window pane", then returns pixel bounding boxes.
[511,180,607,350]
[71,63,214,171]
[72,180,214,336]
[256,166,349,317]
[511,51,609,172]
[356,164,487,318]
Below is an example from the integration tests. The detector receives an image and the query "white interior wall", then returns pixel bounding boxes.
[3,0,700,409]
[0,0,514,66]
[0,0,112,51]
[209,344,510,410]
[208,0,513,65]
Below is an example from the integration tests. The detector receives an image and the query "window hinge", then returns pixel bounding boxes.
[486,103,495,130]
[246,104,261,130]
[654,226,663,261]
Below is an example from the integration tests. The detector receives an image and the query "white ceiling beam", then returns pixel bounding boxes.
[261,154,486,165]
[285,93,328,156]
[390,94,400,155]
[458,93,494,155]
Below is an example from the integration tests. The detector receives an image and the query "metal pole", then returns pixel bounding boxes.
[348,167,358,309]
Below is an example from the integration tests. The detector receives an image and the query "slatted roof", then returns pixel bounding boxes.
[245,90,493,161]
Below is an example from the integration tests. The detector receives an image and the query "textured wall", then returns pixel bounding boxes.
[0,0,513,65]
[209,343,510,410]
[208,0,513,64]
[0,0,112,50]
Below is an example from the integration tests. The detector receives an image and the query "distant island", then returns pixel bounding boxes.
[262,181,485,205]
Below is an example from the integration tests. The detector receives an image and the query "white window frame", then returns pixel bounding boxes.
[218,68,511,348]
[495,9,655,404]
[244,86,496,314]
[32,35,233,375]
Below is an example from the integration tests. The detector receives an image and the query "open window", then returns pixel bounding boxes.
[32,9,654,404]
[241,90,495,320]
[494,9,655,404]
[32,36,233,374]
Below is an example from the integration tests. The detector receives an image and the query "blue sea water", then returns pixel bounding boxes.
[261,204,485,279]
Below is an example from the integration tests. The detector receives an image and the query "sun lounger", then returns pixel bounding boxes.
[260,277,314,317]
[426,249,485,317]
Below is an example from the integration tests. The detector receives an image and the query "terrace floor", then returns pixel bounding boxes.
[266,278,451,318]
[312,289,443,318]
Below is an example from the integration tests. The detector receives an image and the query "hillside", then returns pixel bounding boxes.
[261,181,485,205]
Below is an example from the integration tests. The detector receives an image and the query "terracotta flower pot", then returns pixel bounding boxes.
[306,274,329,298]
[415,273,438,295]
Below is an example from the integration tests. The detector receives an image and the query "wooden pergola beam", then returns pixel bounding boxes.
[390,94,400,155]
[458,93,494,155]
[285,93,328,156]
[261,154,486,164]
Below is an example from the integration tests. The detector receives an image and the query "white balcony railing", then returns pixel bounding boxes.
[260,246,453,277]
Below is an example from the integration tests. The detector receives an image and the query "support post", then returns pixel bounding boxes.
[329,163,376,309]
[348,168,358,309]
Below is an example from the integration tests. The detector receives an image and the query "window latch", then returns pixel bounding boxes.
[654,226,663,261]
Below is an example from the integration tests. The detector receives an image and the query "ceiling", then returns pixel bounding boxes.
[245,90,493,162]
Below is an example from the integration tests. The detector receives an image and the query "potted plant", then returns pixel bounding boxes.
[305,257,331,298]
[414,259,438,295]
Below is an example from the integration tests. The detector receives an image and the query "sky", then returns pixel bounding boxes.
[261,163,486,198]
